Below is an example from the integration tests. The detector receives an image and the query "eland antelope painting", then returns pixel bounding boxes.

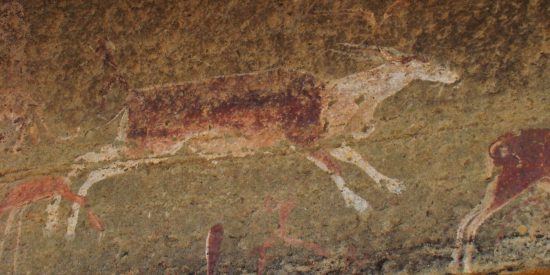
[55,44,460,238]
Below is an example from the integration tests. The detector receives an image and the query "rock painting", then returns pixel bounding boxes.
[58,42,459,238]
[0,0,546,273]
[206,223,224,275]
[0,176,103,272]
[255,197,329,275]
[452,129,549,273]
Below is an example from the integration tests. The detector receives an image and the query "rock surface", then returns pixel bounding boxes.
[0,0,548,273]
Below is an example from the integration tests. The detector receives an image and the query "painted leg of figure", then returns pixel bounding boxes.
[0,209,17,261]
[12,205,27,274]
[462,201,508,273]
[44,197,61,235]
[459,177,501,273]
[65,157,167,239]
[307,151,371,213]
[330,145,405,194]
[44,166,85,235]
[450,204,481,272]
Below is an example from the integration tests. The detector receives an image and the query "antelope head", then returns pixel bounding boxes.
[378,47,460,84]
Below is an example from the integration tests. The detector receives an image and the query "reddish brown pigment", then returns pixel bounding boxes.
[127,69,324,146]
[310,150,342,174]
[0,176,85,214]
[0,176,104,231]
[255,197,328,274]
[206,223,224,275]
[488,129,549,209]
[86,209,105,232]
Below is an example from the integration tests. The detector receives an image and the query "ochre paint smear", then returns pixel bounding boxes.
[0,176,84,215]
[206,223,224,275]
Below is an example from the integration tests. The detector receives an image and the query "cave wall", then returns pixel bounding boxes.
[0,0,548,273]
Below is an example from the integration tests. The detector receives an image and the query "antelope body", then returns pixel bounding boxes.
[61,48,459,238]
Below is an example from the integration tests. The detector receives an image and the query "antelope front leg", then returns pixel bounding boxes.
[307,150,371,213]
[330,145,405,194]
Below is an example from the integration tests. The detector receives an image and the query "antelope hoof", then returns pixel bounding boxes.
[380,177,405,194]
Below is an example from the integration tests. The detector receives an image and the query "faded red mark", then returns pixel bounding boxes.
[86,209,105,232]
[206,223,224,275]
[0,176,103,231]
[255,197,329,274]
[309,150,342,175]
[127,69,324,146]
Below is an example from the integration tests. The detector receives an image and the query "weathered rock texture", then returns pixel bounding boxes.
[0,0,548,274]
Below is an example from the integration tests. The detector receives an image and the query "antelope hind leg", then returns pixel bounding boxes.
[330,145,405,194]
[307,151,371,213]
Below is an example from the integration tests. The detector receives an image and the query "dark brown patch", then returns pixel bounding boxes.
[127,69,324,146]
[489,129,549,208]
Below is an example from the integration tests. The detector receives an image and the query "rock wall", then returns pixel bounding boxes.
[0,0,548,273]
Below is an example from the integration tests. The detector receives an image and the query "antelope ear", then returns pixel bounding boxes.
[489,140,505,158]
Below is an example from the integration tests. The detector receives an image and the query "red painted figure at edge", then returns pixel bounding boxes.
[0,176,104,231]
[206,223,224,275]
[453,129,549,273]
